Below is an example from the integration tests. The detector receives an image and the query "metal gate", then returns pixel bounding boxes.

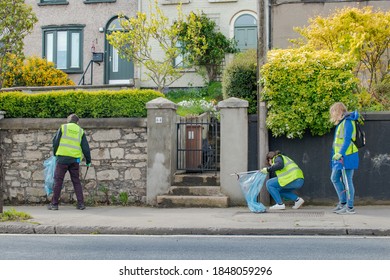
[177,116,220,172]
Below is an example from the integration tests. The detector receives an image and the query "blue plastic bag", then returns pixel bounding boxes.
[43,156,56,196]
[237,171,267,213]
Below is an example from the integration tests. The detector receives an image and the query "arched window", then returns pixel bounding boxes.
[234,14,257,52]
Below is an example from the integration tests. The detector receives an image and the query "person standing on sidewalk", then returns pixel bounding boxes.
[329,102,359,215]
[261,150,305,210]
[48,114,91,210]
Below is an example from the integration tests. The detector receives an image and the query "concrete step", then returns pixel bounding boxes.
[173,172,219,186]
[157,172,228,208]
[156,194,229,208]
[168,186,222,196]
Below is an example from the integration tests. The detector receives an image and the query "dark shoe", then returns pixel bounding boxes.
[76,203,86,210]
[47,203,58,210]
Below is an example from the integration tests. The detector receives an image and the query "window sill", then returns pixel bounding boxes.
[63,69,84,74]
[162,0,190,5]
[208,0,237,3]
[84,0,116,4]
[38,2,69,6]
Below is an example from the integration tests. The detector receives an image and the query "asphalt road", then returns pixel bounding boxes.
[1,234,390,260]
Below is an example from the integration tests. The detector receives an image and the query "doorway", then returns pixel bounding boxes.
[105,16,134,84]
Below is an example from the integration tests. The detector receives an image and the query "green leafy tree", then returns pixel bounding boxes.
[293,6,390,96]
[177,12,238,83]
[0,0,37,88]
[260,47,358,138]
[107,0,205,92]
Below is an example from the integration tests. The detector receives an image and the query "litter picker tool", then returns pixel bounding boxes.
[340,159,350,200]
[82,165,90,184]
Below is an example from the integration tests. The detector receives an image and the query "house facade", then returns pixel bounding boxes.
[139,0,258,89]
[21,1,390,89]
[22,0,258,89]
[271,0,390,50]
[24,0,138,86]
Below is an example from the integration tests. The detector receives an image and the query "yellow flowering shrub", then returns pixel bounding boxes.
[2,55,75,87]
[2,54,24,88]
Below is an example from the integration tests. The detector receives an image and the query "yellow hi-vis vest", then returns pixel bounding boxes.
[333,119,357,155]
[56,123,83,158]
[273,155,304,187]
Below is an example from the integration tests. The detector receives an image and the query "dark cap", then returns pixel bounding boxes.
[67,114,79,123]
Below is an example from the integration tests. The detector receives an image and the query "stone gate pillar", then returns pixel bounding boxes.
[218,98,248,206]
[146,98,178,205]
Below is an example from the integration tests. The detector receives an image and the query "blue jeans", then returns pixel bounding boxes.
[330,168,355,208]
[266,178,304,204]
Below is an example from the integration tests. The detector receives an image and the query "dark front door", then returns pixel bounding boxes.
[107,44,134,84]
[105,16,134,84]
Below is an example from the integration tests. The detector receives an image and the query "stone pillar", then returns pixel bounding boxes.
[218,98,248,206]
[146,98,178,205]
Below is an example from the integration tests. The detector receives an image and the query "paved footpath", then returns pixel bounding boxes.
[1,205,390,236]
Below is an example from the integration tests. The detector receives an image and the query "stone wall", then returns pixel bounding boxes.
[0,118,147,206]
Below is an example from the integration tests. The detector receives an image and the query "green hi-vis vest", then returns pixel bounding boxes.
[273,155,304,187]
[333,119,357,155]
[56,123,83,158]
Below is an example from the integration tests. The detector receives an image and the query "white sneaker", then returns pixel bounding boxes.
[269,203,285,210]
[292,197,304,209]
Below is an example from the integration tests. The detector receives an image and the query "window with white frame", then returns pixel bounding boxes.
[42,25,84,73]
[174,41,190,69]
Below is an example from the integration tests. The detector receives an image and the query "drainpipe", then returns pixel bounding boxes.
[268,0,272,50]
[0,111,5,213]
[135,0,142,88]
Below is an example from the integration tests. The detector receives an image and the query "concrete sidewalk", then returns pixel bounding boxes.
[1,205,390,236]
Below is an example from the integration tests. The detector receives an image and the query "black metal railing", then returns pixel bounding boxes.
[177,117,220,172]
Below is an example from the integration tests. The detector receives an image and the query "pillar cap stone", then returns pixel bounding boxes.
[217,97,249,109]
[146,97,178,110]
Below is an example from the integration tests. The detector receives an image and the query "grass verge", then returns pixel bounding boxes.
[0,208,32,222]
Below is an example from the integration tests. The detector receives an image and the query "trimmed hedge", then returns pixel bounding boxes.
[0,89,164,118]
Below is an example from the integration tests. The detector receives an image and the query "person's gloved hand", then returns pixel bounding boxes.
[86,163,91,167]
[332,153,342,160]
[260,167,268,174]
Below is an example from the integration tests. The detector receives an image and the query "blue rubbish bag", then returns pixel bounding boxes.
[43,156,56,196]
[237,171,267,213]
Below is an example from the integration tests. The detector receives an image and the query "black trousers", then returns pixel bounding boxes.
[51,162,84,205]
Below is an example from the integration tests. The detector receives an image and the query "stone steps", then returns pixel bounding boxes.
[156,172,229,208]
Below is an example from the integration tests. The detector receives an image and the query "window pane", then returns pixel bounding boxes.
[113,47,119,72]
[174,41,187,68]
[57,31,67,69]
[46,33,54,62]
[71,32,80,68]
[107,18,125,32]
[236,15,257,26]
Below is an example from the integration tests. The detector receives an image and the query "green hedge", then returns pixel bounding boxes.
[222,49,257,114]
[0,89,164,118]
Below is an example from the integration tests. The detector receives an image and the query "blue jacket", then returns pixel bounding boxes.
[331,110,359,170]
